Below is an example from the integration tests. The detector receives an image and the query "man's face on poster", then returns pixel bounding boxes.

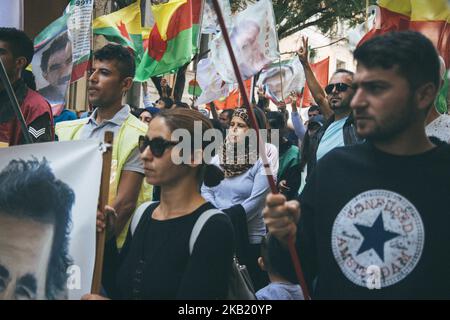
[43,42,72,87]
[234,21,259,50]
[0,213,54,300]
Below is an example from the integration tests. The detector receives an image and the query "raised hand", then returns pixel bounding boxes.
[297,36,309,64]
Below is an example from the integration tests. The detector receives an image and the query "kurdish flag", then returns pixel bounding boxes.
[135,0,202,81]
[359,0,450,67]
[93,1,144,65]
[409,0,450,67]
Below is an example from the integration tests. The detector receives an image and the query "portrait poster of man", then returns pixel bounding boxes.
[32,29,73,115]
[211,0,279,83]
[0,140,102,300]
[257,58,306,104]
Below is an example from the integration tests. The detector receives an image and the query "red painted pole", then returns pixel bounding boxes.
[210,0,310,299]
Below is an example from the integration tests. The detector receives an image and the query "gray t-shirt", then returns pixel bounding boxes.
[79,105,144,174]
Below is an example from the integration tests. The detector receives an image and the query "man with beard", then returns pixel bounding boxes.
[297,37,363,179]
[263,31,450,299]
[56,44,152,247]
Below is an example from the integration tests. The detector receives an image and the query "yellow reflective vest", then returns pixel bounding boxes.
[56,114,152,247]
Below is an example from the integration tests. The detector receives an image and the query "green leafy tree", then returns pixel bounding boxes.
[231,0,377,39]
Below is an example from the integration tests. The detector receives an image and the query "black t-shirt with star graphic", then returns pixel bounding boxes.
[296,140,450,299]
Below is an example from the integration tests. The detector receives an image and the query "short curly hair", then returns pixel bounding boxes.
[0,158,75,299]
[0,27,34,66]
[93,44,135,79]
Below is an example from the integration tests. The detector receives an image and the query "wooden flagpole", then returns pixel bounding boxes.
[91,131,114,294]
[170,73,178,100]
[210,0,311,299]
[278,58,285,104]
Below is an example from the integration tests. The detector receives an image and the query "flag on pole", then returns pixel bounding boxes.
[409,0,450,67]
[32,0,93,114]
[347,5,378,51]
[93,1,144,65]
[135,0,202,81]
[210,0,279,83]
[257,58,306,104]
[201,0,232,34]
[195,57,231,105]
[67,0,95,81]
[213,79,252,110]
[359,0,450,67]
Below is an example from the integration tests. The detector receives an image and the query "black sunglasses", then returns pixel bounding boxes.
[325,83,353,95]
[138,135,178,157]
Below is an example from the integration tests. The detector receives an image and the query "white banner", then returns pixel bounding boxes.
[0,0,23,29]
[257,58,306,104]
[31,0,93,115]
[210,0,279,83]
[67,0,94,81]
[0,140,103,300]
[195,58,231,105]
[201,0,232,34]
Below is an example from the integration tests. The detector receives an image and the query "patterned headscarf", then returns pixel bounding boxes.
[220,108,258,178]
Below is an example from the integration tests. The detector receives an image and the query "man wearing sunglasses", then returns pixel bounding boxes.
[264,31,450,299]
[297,37,364,180]
[56,44,152,248]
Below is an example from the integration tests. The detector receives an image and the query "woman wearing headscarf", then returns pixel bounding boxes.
[202,107,278,290]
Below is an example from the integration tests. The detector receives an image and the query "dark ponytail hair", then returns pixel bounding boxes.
[156,108,224,187]
[203,164,224,187]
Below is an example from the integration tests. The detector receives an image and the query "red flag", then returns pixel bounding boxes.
[301,57,329,107]
[213,79,252,110]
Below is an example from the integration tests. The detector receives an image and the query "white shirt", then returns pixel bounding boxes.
[201,143,278,244]
[426,114,450,143]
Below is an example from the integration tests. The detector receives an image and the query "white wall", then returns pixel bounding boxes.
[279,23,356,77]
[0,0,24,29]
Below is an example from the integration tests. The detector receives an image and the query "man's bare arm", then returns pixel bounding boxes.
[297,36,333,119]
[112,170,143,236]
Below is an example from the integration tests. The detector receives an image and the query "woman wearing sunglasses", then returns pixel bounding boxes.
[201,108,278,291]
[84,108,234,300]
